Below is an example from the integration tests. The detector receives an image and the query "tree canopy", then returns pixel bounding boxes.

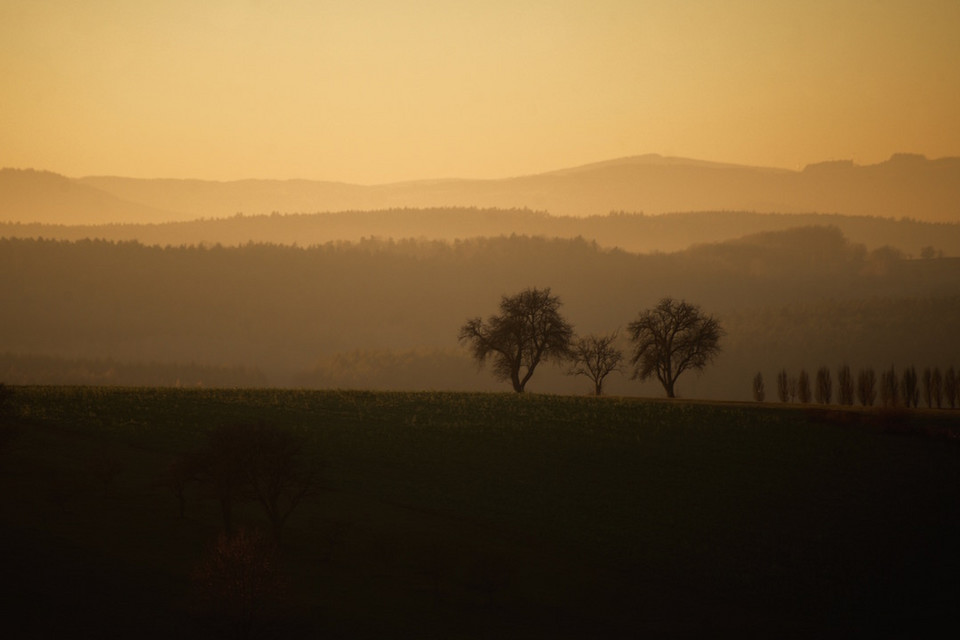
[627,298,723,398]
[459,287,574,393]
[567,332,624,396]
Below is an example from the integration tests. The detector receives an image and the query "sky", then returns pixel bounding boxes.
[1,0,959,184]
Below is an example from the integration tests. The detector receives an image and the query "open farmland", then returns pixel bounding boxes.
[1,387,959,638]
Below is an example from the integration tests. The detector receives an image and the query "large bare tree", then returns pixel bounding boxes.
[567,331,624,396]
[626,298,723,398]
[198,421,317,544]
[459,287,574,393]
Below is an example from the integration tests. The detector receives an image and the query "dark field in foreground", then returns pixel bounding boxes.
[1,387,959,638]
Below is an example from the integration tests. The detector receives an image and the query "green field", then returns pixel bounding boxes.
[1,387,959,638]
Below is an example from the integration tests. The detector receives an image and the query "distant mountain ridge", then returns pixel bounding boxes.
[2,153,959,224]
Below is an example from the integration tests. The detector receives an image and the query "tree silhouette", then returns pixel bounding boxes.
[753,372,765,402]
[198,422,317,544]
[931,367,943,408]
[797,370,811,404]
[922,367,933,408]
[857,368,877,407]
[776,369,789,403]
[944,367,957,409]
[459,287,574,393]
[902,366,919,408]
[837,364,854,406]
[241,422,317,545]
[626,298,723,398]
[880,366,899,407]
[815,367,832,405]
[567,332,624,396]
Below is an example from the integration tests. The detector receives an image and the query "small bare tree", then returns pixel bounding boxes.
[752,372,765,402]
[815,367,832,405]
[944,367,958,409]
[922,368,933,408]
[902,366,919,408]
[776,369,789,403]
[837,364,854,406]
[857,368,877,407]
[797,370,811,404]
[567,332,624,396]
[880,366,899,408]
[931,367,943,409]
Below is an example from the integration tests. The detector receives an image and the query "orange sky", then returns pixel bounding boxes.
[1,0,958,183]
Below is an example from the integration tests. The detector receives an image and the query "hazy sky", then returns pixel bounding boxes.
[2,0,958,183]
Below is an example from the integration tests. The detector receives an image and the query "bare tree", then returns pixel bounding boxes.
[857,368,877,407]
[797,369,811,404]
[197,425,251,536]
[922,367,933,408]
[567,331,624,396]
[241,422,317,545]
[944,367,958,409]
[459,287,574,393]
[198,422,317,544]
[880,366,899,408]
[815,367,832,405]
[902,366,919,408]
[931,367,943,409]
[626,298,723,398]
[837,364,854,406]
[776,369,789,403]
[752,372,765,402]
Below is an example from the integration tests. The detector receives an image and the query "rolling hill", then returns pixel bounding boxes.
[3,153,959,224]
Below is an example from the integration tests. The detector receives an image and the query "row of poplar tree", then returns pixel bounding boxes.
[752,365,960,409]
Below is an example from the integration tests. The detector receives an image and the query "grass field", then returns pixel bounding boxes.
[1,386,959,638]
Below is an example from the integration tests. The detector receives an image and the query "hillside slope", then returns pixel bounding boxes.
[4,153,959,224]
[0,169,181,224]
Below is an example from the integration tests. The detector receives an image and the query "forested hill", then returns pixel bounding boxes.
[2,227,958,398]
[3,209,959,257]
